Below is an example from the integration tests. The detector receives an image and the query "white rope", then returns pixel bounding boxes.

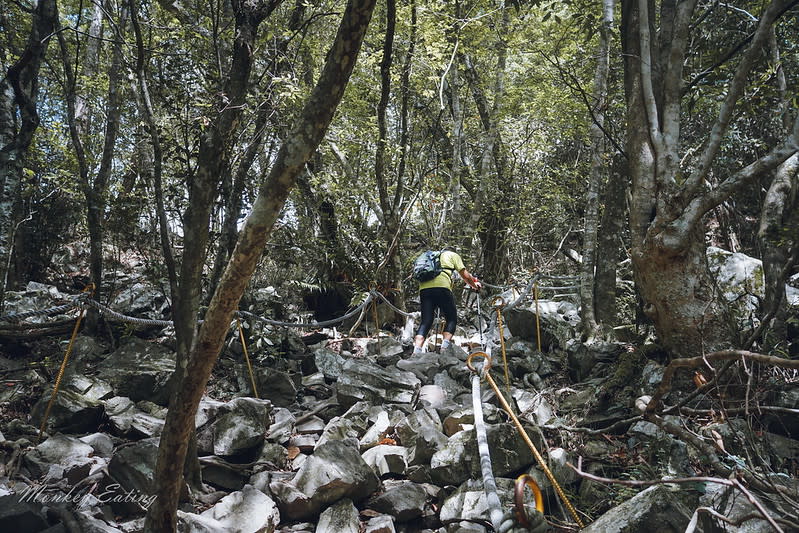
[471,363,505,531]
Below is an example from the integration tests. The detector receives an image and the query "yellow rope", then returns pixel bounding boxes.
[493,297,512,403]
[237,318,259,399]
[533,282,542,352]
[37,284,94,442]
[467,352,585,529]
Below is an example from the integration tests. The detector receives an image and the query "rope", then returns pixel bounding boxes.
[467,352,585,529]
[237,318,259,399]
[533,284,542,352]
[0,303,76,323]
[471,359,505,531]
[81,297,174,327]
[237,291,375,328]
[371,290,415,318]
[492,298,511,402]
[37,284,94,442]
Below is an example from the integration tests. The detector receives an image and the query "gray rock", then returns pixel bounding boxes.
[79,433,115,458]
[254,368,299,408]
[317,416,363,448]
[314,347,347,380]
[504,303,571,351]
[395,408,448,466]
[581,484,695,532]
[24,434,99,483]
[97,337,176,406]
[396,352,446,382]
[266,407,296,444]
[361,445,408,477]
[269,439,380,520]
[108,437,159,497]
[367,481,429,522]
[430,423,536,486]
[365,515,396,533]
[0,495,48,533]
[30,388,104,434]
[110,282,169,322]
[316,498,360,533]
[63,373,114,401]
[103,397,165,439]
[336,359,420,408]
[197,397,273,457]
[439,478,516,525]
[512,388,553,426]
[198,485,280,533]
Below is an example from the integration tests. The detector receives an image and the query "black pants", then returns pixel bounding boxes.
[416,287,457,337]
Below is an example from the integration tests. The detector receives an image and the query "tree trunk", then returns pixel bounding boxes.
[0,0,58,308]
[580,0,614,339]
[595,153,627,326]
[144,1,376,530]
[621,0,799,357]
[129,0,178,298]
[758,153,798,347]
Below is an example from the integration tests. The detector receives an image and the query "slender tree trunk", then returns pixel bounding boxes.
[758,153,798,347]
[374,0,401,293]
[580,0,614,339]
[87,5,127,307]
[595,153,627,326]
[464,1,511,282]
[144,1,376,530]
[0,0,58,308]
[129,0,178,298]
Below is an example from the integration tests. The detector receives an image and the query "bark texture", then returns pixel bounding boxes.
[0,0,58,307]
[143,1,377,530]
[622,0,799,357]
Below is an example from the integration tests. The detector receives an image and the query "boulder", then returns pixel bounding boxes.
[24,434,99,483]
[197,485,280,533]
[430,423,536,486]
[254,368,299,407]
[367,480,429,523]
[313,347,347,380]
[30,388,104,434]
[581,485,695,532]
[97,337,176,406]
[269,439,379,520]
[0,494,48,533]
[336,359,420,408]
[109,281,169,323]
[107,437,159,498]
[316,498,360,533]
[365,515,396,533]
[103,397,165,439]
[503,301,573,351]
[439,477,516,525]
[361,445,408,477]
[197,397,273,457]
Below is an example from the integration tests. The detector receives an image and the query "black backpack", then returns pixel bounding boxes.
[413,250,445,282]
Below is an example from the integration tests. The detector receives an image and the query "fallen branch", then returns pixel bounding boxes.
[647,350,799,414]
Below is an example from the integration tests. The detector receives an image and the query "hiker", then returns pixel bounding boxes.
[413,247,482,353]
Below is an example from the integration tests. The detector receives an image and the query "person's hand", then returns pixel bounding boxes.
[471,277,482,291]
